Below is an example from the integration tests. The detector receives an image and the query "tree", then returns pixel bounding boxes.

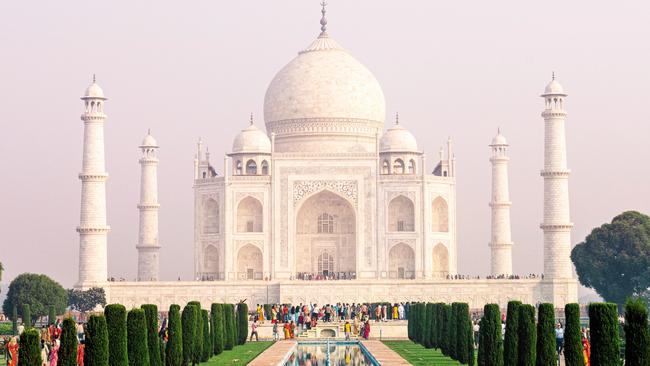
[141,304,162,366]
[517,304,536,366]
[165,304,183,366]
[428,303,437,349]
[127,308,150,366]
[11,304,17,335]
[2,273,67,320]
[22,303,31,327]
[201,310,211,362]
[59,317,79,366]
[19,328,42,366]
[236,303,249,346]
[436,303,445,350]
[211,303,225,355]
[535,303,556,366]
[68,287,107,313]
[503,301,521,366]
[588,303,620,366]
[84,315,109,366]
[182,304,197,366]
[48,305,56,325]
[223,304,235,350]
[478,304,503,366]
[449,303,459,360]
[441,304,452,356]
[572,211,650,305]
[624,298,650,366]
[455,303,474,365]
[105,304,129,366]
[563,303,583,366]
[187,302,203,365]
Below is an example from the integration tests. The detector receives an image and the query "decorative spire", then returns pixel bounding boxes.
[395,112,399,125]
[320,1,328,34]
[148,128,151,135]
[250,113,254,125]
[552,71,555,81]
[497,126,500,134]
[93,73,96,83]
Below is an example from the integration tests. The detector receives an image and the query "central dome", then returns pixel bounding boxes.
[263,32,386,153]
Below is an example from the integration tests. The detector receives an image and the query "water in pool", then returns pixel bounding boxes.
[284,342,377,366]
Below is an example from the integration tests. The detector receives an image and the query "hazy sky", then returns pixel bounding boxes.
[1,1,648,292]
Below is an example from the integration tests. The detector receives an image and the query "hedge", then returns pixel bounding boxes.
[141,304,162,366]
[455,303,474,365]
[517,304,536,366]
[237,303,249,345]
[22,303,31,327]
[127,308,150,366]
[441,304,452,356]
[182,304,198,366]
[211,303,225,355]
[588,303,621,366]
[19,328,42,366]
[187,302,203,365]
[563,303,583,366]
[624,298,650,366]
[436,303,445,350]
[449,303,459,360]
[84,315,109,366]
[422,303,431,347]
[427,303,437,349]
[223,304,235,350]
[59,317,79,366]
[478,304,503,366]
[105,304,129,366]
[165,304,183,366]
[503,301,521,366]
[201,310,211,362]
[535,303,556,366]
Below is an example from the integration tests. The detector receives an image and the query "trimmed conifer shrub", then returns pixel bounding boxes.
[563,303,583,366]
[48,305,56,325]
[421,303,431,347]
[141,304,162,366]
[535,303,556,366]
[517,304,536,366]
[237,303,249,345]
[22,303,31,327]
[58,317,79,366]
[19,328,42,366]
[105,304,129,366]
[455,303,474,365]
[449,302,459,360]
[588,303,620,366]
[165,304,183,366]
[233,308,239,346]
[417,303,426,344]
[503,300,521,366]
[410,302,419,342]
[223,304,235,350]
[478,303,503,366]
[441,304,452,356]
[181,304,197,366]
[201,310,211,362]
[11,304,17,335]
[407,303,414,341]
[84,315,109,366]
[211,303,225,355]
[624,298,650,366]
[436,303,445,350]
[428,303,437,349]
[187,302,203,365]
[127,308,150,366]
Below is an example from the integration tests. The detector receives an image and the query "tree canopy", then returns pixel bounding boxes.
[69,287,107,313]
[571,211,650,304]
[2,273,67,318]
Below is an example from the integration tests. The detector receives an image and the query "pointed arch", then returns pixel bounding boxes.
[203,244,219,274]
[261,160,269,175]
[237,196,263,232]
[408,159,416,174]
[388,195,414,232]
[246,159,257,175]
[235,160,242,175]
[432,196,449,232]
[237,244,263,280]
[393,158,405,174]
[382,160,389,174]
[389,243,415,279]
[432,243,449,278]
[202,198,219,234]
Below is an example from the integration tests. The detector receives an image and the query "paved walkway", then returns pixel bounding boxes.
[248,340,296,366]
[362,340,412,365]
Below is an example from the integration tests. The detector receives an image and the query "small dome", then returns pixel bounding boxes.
[543,79,565,95]
[379,123,418,153]
[491,131,507,145]
[232,123,271,154]
[83,82,106,99]
[141,132,158,147]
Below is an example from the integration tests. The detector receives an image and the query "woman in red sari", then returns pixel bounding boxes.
[77,340,85,366]
[7,337,19,366]
[581,333,590,365]
[363,321,371,339]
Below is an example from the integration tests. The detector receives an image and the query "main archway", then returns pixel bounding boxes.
[237,244,263,280]
[388,243,415,279]
[295,190,356,277]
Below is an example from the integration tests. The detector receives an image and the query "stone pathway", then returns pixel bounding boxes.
[362,340,412,365]
[248,340,296,366]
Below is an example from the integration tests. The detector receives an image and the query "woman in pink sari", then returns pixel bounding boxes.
[363,320,370,339]
[49,339,60,366]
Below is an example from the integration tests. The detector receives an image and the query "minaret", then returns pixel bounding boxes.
[489,129,513,276]
[137,131,161,281]
[541,74,573,279]
[77,76,110,286]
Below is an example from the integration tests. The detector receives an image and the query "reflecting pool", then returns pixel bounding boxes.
[283,341,378,366]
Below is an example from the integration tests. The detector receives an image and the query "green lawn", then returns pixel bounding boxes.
[202,341,273,365]
[382,341,462,366]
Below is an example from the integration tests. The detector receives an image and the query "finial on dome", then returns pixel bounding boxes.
[93,73,96,83]
[250,113,254,125]
[395,112,399,125]
[497,126,500,134]
[552,71,555,81]
[148,128,151,135]
[320,1,328,34]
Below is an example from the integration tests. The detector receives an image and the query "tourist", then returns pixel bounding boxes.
[555,322,564,357]
[290,321,296,338]
[49,339,60,366]
[374,305,381,322]
[272,321,279,341]
[40,339,50,366]
[344,321,351,340]
[17,323,25,335]
[283,322,290,339]
[77,340,85,366]
[398,303,405,320]
[250,319,259,341]
[7,337,19,366]
[392,304,398,320]
[257,304,264,324]
[363,320,371,339]
[581,331,591,366]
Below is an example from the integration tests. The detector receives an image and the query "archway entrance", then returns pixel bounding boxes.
[432,243,449,279]
[296,190,356,279]
[237,244,263,280]
[388,243,415,279]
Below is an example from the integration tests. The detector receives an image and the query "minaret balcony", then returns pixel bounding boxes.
[540,169,570,177]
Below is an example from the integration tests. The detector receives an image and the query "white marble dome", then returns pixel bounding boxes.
[83,82,106,99]
[263,33,386,127]
[543,79,565,95]
[141,132,158,147]
[491,132,507,145]
[232,123,271,154]
[380,123,418,153]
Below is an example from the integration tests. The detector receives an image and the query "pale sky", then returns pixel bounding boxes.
[0,1,648,292]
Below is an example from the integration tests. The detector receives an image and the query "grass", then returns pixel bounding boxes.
[382,340,462,366]
[201,341,273,365]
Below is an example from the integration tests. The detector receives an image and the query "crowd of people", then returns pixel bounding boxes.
[293,272,357,281]
[447,273,544,280]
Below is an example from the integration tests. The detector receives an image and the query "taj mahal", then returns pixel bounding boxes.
[75,6,578,309]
